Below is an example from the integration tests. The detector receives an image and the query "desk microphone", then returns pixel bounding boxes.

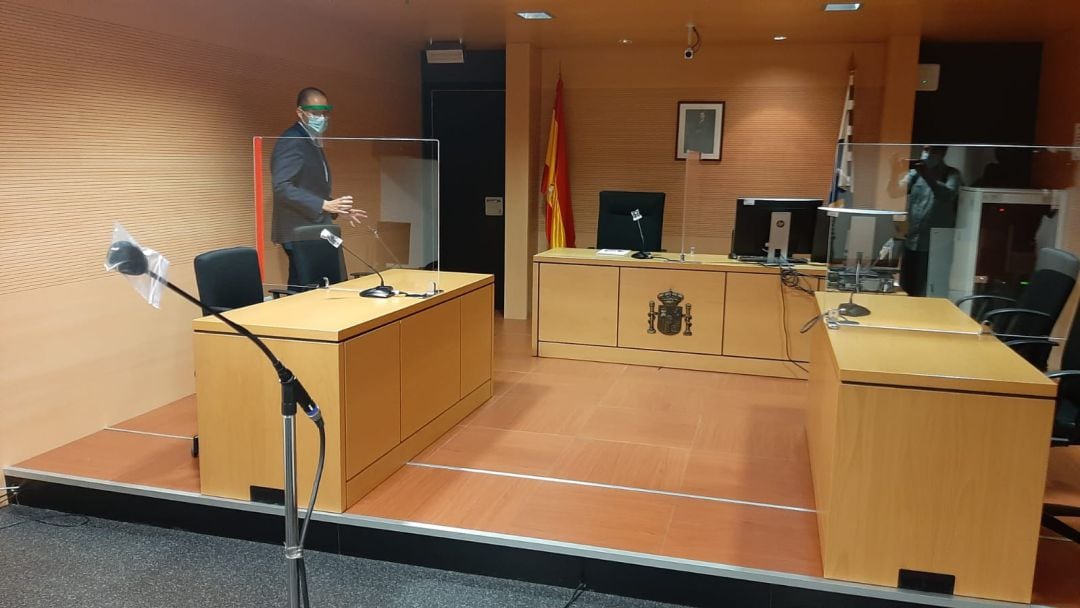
[630,209,651,259]
[838,254,870,317]
[319,229,395,298]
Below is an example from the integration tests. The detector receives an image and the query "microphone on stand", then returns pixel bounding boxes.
[838,252,870,317]
[630,209,651,260]
[105,235,323,608]
[319,229,394,298]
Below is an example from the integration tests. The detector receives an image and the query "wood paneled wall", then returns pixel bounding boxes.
[535,44,887,253]
[0,0,419,467]
[1035,28,1080,357]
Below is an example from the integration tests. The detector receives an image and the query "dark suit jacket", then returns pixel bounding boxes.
[270,122,333,244]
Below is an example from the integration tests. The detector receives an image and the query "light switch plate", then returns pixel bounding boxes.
[485,197,504,216]
[1073,123,1080,161]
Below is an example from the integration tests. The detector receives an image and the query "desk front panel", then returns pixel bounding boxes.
[344,324,401,480]
[537,263,619,346]
[400,299,462,439]
[617,267,725,355]
[534,255,817,377]
[822,383,1053,603]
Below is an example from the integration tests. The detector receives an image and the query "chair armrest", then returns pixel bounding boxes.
[983,308,1052,325]
[207,305,233,314]
[1047,370,1080,380]
[1004,338,1058,348]
[349,271,375,279]
[269,288,295,299]
[954,294,1016,306]
[1005,338,1058,372]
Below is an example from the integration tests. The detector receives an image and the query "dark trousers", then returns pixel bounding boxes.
[282,242,299,288]
[900,249,929,297]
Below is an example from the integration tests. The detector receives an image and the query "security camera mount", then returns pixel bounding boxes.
[684,23,702,59]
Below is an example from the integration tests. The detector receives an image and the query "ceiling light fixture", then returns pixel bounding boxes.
[824,2,862,11]
[619,38,633,45]
[516,11,553,20]
[773,35,788,41]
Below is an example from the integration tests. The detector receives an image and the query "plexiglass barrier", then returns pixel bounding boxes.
[253,136,440,297]
[819,143,1080,347]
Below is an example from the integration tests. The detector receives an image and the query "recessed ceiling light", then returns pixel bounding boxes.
[516,11,553,20]
[773,35,788,41]
[619,38,633,45]
[824,2,862,11]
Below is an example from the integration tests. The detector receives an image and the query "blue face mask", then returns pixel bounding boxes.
[304,113,328,134]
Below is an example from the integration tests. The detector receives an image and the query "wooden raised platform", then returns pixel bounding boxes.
[6,317,1080,608]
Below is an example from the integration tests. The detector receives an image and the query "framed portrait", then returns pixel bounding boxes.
[676,101,725,161]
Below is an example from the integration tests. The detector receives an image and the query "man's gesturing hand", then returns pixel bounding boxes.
[347,208,369,227]
[322,196,353,214]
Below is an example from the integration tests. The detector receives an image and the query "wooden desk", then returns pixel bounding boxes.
[808,292,1057,603]
[193,269,494,512]
[532,248,827,378]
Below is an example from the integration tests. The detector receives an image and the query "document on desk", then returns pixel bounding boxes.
[595,249,631,256]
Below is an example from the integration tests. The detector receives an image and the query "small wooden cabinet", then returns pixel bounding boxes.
[194,270,494,512]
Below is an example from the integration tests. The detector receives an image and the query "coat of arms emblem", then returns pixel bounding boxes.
[648,290,693,336]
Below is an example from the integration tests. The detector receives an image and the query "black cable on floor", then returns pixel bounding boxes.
[0,512,90,532]
[562,583,587,608]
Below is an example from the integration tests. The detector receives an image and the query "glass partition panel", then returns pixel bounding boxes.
[680,150,704,260]
[821,143,1080,345]
[253,136,439,296]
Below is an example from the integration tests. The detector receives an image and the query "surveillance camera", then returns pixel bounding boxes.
[683,47,694,60]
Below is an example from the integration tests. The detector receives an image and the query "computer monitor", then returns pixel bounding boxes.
[730,198,822,264]
[596,191,665,257]
[811,208,832,263]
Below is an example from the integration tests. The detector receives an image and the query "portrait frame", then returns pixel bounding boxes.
[675,101,725,161]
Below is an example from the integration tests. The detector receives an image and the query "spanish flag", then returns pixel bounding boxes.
[542,77,576,248]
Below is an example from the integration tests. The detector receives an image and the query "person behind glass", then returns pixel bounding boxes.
[886,145,961,296]
[270,87,366,288]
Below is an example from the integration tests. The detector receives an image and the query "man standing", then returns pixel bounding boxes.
[270,87,365,287]
[890,145,961,296]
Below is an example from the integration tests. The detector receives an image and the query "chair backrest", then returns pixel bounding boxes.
[1006,248,1080,337]
[596,191,665,251]
[290,223,346,288]
[193,247,264,316]
[1055,299,1080,443]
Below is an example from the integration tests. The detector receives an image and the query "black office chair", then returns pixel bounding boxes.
[193,247,266,316]
[1011,303,1080,543]
[956,247,1079,370]
[596,191,665,251]
[288,224,348,290]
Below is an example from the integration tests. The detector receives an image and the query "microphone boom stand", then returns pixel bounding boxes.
[107,237,323,608]
[630,209,651,259]
[156,272,322,608]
